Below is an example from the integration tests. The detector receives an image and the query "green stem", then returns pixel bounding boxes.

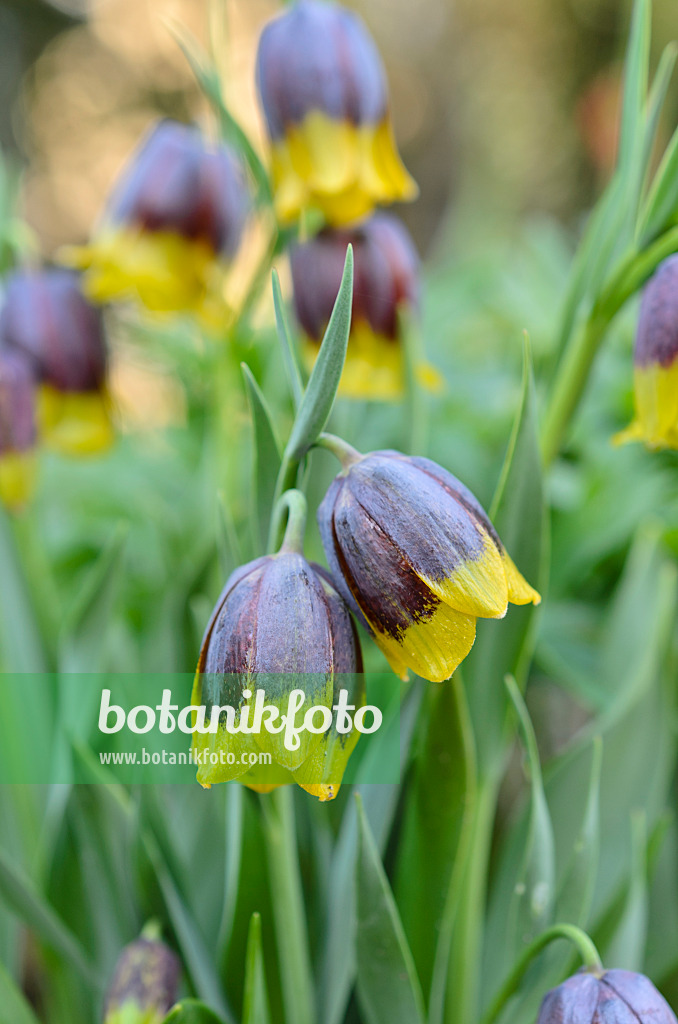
[444,776,498,1024]
[277,489,308,554]
[541,223,678,466]
[266,453,302,553]
[261,787,315,1024]
[480,924,603,1024]
[316,432,362,468]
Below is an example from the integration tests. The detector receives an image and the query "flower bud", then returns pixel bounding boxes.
[615,254,678,449]
[192,552,364,801]
[536,969,677,1024]
[104,937,180,1024]
[0,269,112,456]
[64,120,249,320]
[0,348,37,510]
[256,0,417,225]
[318,447,540,683]
[291,214,432,400]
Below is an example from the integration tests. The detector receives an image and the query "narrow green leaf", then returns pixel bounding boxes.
[617,0,651,177]
[272,270,304,409]
[142,832,233,1022]
[285,245,353,461]
[321,689,421,1024]
[261,788,314,1024]
[395,675,476,999]
[640,120,678,244]
[0,507,48,672]
[217,785,244,963]
[216,491,244,578]
[355,795,426,1024]
[0,960,42,1024]
[242,363,282,553]
[0,845,99,988]
[504,677,556,958]
[555,736,602,929]
[58,524,127,673]
[163,1000,226,1024]
[464,335,546,777]
[242,913,271,1024]
[168,23,271,204]
[603,813,648,970]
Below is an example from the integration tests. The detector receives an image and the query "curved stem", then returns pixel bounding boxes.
[480,924,603,1024]
[316,432,362,468]
[277,488,308,554]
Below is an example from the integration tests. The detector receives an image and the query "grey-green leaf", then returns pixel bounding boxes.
[355,795,426,1024]
[285,245,353,461]
[0,959,43,1024]
[242,913,271,1024]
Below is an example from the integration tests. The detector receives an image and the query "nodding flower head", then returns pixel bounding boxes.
[291,214,436,400]
[536,969,677,1024]
[256,0,417,226]
[615,254,678,450]
[104,936,180,1024]
[318,448,540,683]
[192,523,364,801]
[0,348,37,510]
[64,120,250,322]
[0,268,112,456]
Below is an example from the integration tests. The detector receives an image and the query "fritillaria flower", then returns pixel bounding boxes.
[615,254,678,449]
[0,268,112,456]
[104,936,180,1024]
[291,214,438,400]
[0,348,37,510]
[193,495,364,801]
[256,0,417,226]
[536,969,677,1024]
[65,120,249,324]
[318,446,540,682]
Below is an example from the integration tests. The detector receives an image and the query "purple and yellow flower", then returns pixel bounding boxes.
[0,269,112,456]
[0,348,37,510]
[615,254,678,449]
[192,531,364,801]
[536,969,677,1024]
[256,0,417,226]
[318,447,540,683]
[104,936,180,1024]
[64,120,249,323]
[291,214,438,400]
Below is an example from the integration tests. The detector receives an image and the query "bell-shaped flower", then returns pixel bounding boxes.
[291,214,438,399]
[0,268,112,456]
[318,446,540,682]
[615,254,678,449]
[104,936,180,1024]
[64,120,249,324]
[256,0,417,225]
[0,348,37,510]
[192,495,364,801]
[536,969,676,1024]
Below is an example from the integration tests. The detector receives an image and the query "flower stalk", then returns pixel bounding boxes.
[480,924,603,1024]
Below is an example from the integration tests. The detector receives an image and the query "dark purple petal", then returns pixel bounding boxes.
[291,214,419,342]
[0,348,36,454]
[536,972,601,1024]
[256,0,387,138]
[104,938,180,1021]
[107,120,249,256]
[602,971,677,1024]
[0,269,106,392]
[634,255,678,369]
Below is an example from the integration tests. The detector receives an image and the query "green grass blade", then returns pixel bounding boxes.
[272,269,304,409]
[0,960,42,1024]
[355,795,425,1024]
[242,363,282,553]
[285,245,353,461]
[242,913,271,1024]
